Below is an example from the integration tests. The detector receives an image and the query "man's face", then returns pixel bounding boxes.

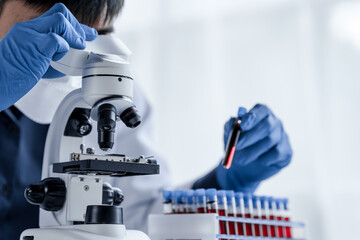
[0,1,111,39]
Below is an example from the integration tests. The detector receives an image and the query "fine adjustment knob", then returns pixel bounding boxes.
[24,177,66,211]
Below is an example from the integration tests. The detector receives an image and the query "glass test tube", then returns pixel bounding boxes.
[205,188,218,213]
[172,190,185,214]
[226,191,238,236]
[243,193,254,236]
[252,196,263,237]
[268,197,279,238]
[282,198,292,238]
[260,196,270,237]
[185,190,196,213]
[162,190,172,214]
[195,188,207,213]
[235,192,246,236]
[217,190,228,236]
[275,198,285,238]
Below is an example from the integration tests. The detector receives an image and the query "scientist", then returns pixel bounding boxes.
[0,1,292,239]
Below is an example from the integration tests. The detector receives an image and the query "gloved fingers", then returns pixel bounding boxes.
[263,131,293,166]
[237,107,247,118]
[31,13,86,49]
[236,113,281,150]
[240,104,272,131]
[37,32,70,60]
[256,132,292,167]
[39,3,97,41]
[42,66,66,79]
[80,23,98,41]
[232,123,283,165]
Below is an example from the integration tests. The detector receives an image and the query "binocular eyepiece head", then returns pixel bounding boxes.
[97,103,141,151]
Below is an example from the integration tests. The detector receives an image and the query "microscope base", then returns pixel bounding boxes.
[20,224,151,240]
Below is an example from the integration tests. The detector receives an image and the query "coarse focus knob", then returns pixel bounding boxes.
[102,183,124,206]
[24,177,66,211]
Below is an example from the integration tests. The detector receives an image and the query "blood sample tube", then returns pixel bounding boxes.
[259,196,270,237]
[282,198,292,238]
[172,190,185,214]
[268,197,279,238]
[222,119,242,169]
[195,189,206,213]
[243,193,254,236]
[185,190,196,213]
[275,198,285,238]
[226,191,238,236]
[234,192,246,236]
[252,196,262,237]
[205,188,218,213]
[217,190,228,236]
[162,190,172,214]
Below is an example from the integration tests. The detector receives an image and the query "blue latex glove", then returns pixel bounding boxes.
[216,104,293,192]
[0,3,98,112]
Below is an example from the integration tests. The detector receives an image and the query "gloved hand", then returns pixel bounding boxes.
[216,104,293,192]
[0,3,98,112]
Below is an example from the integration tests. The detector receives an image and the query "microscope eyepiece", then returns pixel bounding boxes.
[97,104,116,151]
[120,107,141,128]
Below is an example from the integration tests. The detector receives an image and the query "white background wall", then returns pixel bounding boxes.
[114,0,360,239]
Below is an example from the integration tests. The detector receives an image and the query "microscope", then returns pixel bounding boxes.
[20,36,159,240]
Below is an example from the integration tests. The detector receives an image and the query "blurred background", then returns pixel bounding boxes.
[114,0,360,239]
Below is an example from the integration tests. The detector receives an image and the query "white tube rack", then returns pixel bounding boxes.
[148,214,306,240]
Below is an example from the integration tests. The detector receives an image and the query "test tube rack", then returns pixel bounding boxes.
[148,214,306,240]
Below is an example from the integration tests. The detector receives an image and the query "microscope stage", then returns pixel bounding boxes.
[53,159,159,176]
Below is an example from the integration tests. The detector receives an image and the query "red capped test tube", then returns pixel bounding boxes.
[162,190,172,214]
[252,196,262,237]
[226,191,238,236]
[205,188,218,214]
[217,190,228,235]
[185,190,196,213]
[195,189,207,213]
[235,192,246,236]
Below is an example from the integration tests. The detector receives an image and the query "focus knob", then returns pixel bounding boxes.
[24,177,66,211]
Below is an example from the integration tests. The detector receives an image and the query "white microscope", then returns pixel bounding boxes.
[19,36,159,240]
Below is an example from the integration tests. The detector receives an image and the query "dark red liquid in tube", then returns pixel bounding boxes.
[208,208,217,214]
[197,207,206,213]
[236,214,245,236]
[222,119,241,169]
[253,215,261,236]
[218,209,228,235]
[228,213,236,235]
[269,215,276,237]
[245,213,253,236]
[261,215,268,237]
[284,217,292,238]
[276,216,284,237]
